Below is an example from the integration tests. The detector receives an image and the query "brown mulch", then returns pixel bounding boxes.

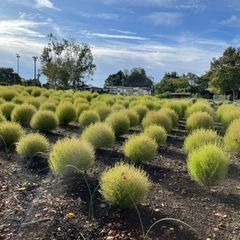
[0,120,240,240]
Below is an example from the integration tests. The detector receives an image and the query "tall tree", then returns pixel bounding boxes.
[0,68,21,85]
[41,34,96,89]
[208,46,240,98]
[104,68,153,88]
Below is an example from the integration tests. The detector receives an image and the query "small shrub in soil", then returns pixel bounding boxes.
[49,138,95,176]
[163,99,189,119]
[0,102,16,120]
[11,104,37,127]
[185,100,214,118]
[131,105,148,123]
[55,102,77,126]
[143,125,167,146]
[105,112,130,137]
[16,133,49,158]
[111,104,125,112]
[75,103,90,117]
[100,162,150,208]
[187,144,229,187]
[31,88,42,97]
[224,118,240,153]
[217,104,240,130]
[91,104,112,121]
[0,88,18,101]
[78,110,100,128]
[185,111,214,132]
[142,111,173,133]
[123,134,157,163]
[39,102,57,112]
[160,108,179,127]
[184,129,222,154]
[24,97,42,109]
[0,121,24,148]
[121,109,140,127]
[0,113,6,123]
[30,110,59,133]
[81,122,115,149]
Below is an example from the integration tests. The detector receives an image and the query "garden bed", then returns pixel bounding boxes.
[0,120,240,240]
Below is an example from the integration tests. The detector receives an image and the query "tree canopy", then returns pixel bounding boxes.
[40,34,96,89]
[104,67,153,88]
[208,46,240,98]
[0,68,21,85]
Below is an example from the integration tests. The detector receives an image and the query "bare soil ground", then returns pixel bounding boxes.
[0,120,240,240]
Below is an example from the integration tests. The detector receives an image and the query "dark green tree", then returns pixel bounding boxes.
[208,46,240,98]
[0,68,21,85]
[154,72,190,94]
[41,34,96,89]
[104,68,153,88]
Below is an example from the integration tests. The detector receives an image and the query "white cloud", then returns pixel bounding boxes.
[82,31,147,40]
[145,12,183,26]
[219,15,240,27]
[35,0,60,10]
[78,11,119,20]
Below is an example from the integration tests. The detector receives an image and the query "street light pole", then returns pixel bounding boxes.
[32,56,38,85]
[16,54,20,76]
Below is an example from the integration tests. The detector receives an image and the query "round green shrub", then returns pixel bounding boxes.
[30,110,59,133]
[160,108,179,127]
[75,103,90,117]
[92,104,112,121]
[55,102,77,125]
[143,125,167,146]
[16,133,49,158]
[0,113,6,123]
[105,112,130,137]
[185,101,214,118]
[131,105,148,123]
[0,121,24,148]
[142,111,173,132]
[39,102,57,112]
[184,129,222,154]
[0,102,16,120]
[11,104,37,127]
[224,118,240,153]
[100,162,150,208]
[186,111,214,132]
[49,138,95,176]
[123,134,157,163]
[24,97,42,109]
[121,109,140,127]
[78,110,100,128]
[31,88,42,97]
[0,89,18,101]
[81,122,115,149]
[187,144,229,187]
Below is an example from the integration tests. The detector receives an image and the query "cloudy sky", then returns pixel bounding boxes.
[0,0,239,87]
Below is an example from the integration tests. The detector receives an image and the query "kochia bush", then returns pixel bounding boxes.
[0,102,16,120]
[105,112,130,137]
[81,122,115,149]
[123,134,157,163]
[49,138,95,176]
[0,121,24,148]
[187,144,229,187]
[185,111,214,132]
[55,102,77,126]
[224,118,240,153]
[183,129,222,154]
[16,133,49,158]
[100,162,150,208]
[30,110,59,133]
[143,125,167,146]
[11,104,37,127]
[78,110,100,128]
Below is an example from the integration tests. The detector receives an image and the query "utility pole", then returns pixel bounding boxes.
[16,53,20,76]
[32,56,38,85]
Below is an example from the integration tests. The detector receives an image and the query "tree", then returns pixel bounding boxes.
[41,34,96,89]
[104,68,153,88]
[154,72,190,94]
[0,68,21,85]
[208,46,240,99]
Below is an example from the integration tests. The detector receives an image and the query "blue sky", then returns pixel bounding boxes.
[0,0,239,87]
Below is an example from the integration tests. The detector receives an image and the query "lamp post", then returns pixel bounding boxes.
[16,54,20,76]
[32,56,38,85]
